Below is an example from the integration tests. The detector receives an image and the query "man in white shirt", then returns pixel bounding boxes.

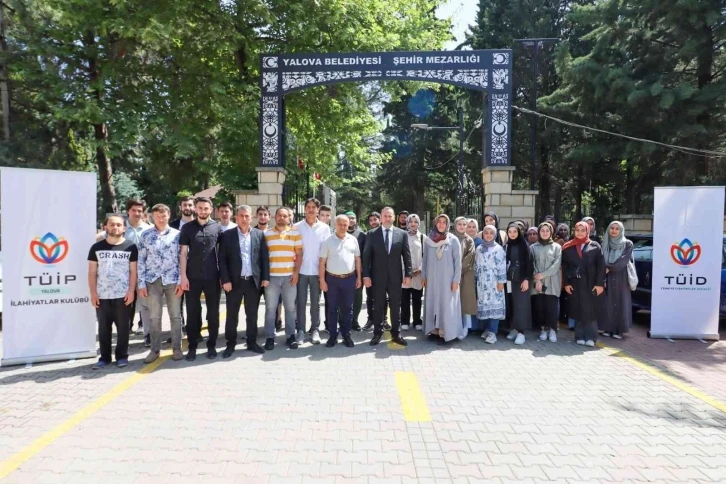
[217,201,237,231]
[319,214,361,348]
[294,198,331,345]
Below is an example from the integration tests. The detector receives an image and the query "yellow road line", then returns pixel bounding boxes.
[597,342,726,414]
[0,312,225,480]
[395,371,431,422]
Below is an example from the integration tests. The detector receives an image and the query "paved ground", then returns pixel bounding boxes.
[1,304,726,483]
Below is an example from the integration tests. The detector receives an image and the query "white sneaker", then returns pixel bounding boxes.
[548,330,557,343]
[481,330,490,339]
[485,333,497,344]
[506,329,519,340]
[576,340,586,346]
[514,333,526,345]
[612,334,623,340]
[311,330,321,345]
[135,326,144,335]
[296,330,305,345]
[585,340,595,347]
[539,330,548,341]
[401,324,410,331]
[414,324,422,331]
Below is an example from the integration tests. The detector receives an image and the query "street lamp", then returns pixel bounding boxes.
[411,107,465,216]
[514,38,560,190]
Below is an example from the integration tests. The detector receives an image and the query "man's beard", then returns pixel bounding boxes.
[197,214,209,222]
[347,223,357,233]
[181,209,193,217]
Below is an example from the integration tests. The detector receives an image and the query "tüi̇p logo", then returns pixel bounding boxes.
[30,232,69,264]
[670,238,701,266]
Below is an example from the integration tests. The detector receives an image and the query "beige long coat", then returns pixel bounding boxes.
[457,234,478,315]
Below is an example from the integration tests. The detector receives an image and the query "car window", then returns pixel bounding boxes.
[722,240,726,267]
[632,239,653,262]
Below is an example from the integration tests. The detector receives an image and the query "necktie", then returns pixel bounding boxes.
[384,229,390,254]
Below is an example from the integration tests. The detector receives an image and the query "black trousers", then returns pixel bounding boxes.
[533,294,559,330]
[373,280,401,336]
[366,287,388,323]
[97,298,131,363]
[225,278,261,347]
[401,288,423,326]
[186,279,221,350]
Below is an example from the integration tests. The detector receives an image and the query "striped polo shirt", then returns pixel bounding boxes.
[264,226,303,277]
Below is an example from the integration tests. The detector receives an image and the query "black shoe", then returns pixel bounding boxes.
[391,335,408,346]
[427,334,440,342]
[275,320,282,331]
[144,334,151,348]
[182,325,187,335]
[352,323,362,332]
[223,347,235,358]
[286,336,298,349]
[370,333,383,346]
[383,323,392,331]
[363,321,374,332]
[264,338,275,351]
[207,347,218,359]
[196,335,204,343]
[247,343,265,354]
[166,337,172,344]
[325,337,337,348]
[185,349,196,361]
[343,334,355,348]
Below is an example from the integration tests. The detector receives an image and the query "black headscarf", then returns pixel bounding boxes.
[505,222,533,281]
[484,211,503,245]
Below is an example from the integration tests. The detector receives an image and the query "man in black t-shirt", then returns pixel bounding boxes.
[180,197,224,361]
[88,214,138,369]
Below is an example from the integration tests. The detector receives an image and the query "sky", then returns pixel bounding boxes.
[436,0,479,50]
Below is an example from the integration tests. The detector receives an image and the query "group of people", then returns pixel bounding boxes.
[87,196,635,369]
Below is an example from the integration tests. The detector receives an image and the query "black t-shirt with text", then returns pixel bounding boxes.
[88,239,138,299]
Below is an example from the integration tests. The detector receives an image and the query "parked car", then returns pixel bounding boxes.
[630,234,726,316]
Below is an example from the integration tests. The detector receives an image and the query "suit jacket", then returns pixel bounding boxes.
[218,227,269,289]
[362,225,412,284]
[170,218,194,230]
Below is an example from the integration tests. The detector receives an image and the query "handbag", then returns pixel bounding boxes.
[627,258,639,291]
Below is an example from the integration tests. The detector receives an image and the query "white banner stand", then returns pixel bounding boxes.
[650,186,724,340]
[1,167,98,366]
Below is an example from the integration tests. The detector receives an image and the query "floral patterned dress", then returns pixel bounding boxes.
[475,244,507,320]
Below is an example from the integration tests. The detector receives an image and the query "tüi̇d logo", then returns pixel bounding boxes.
[670,238,701,266]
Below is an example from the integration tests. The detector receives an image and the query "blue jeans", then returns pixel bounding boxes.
[484,318,499,333]
[568,317,576,329]
[264,276,297,339]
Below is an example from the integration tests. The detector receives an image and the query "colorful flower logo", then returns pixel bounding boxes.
[670,238,701,266]
[30,232,69,264]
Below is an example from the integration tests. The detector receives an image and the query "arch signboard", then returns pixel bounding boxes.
[259,50,512,168]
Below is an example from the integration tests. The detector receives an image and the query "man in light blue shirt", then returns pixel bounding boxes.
[137,204,184,363]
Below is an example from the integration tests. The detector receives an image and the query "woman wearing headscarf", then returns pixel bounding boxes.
[475,225,507,344]
[562,221,606,346]
[601,221,634,339]
[526,227,539,246]
[483,212,508,246]
[503,222,533,344]
[401,214,426,331]
[555,223,570,246]
[529,222,562,343]
[454,217,477,338]
[422,215,463,344]
[554,223,571,328]
[466,219,484,248]
[582,217,602,244]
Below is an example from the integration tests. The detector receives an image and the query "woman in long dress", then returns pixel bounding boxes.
[402,214,426,331]
[422,215,463,344]
[475,225,507,344]
[503,222,533,345]
[562,222,606,347]
[529,222,562,343]
[555,223,573,329]
[601,221,634,339]
[453,217,477,338]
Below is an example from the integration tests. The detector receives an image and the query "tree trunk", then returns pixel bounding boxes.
[695,23,714,178]
[85,30,117,214]
[625,159,636,213]
[537,145,551,221]
[575,164,584,221]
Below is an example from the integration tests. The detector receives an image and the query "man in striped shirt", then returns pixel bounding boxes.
[263,207,303,350]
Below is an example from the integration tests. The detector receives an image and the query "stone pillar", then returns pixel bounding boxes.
[233,167,286,225]
[482,166,539,228]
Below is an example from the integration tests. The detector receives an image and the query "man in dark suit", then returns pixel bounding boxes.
[218,204,270,356]
[362,207,412,346]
